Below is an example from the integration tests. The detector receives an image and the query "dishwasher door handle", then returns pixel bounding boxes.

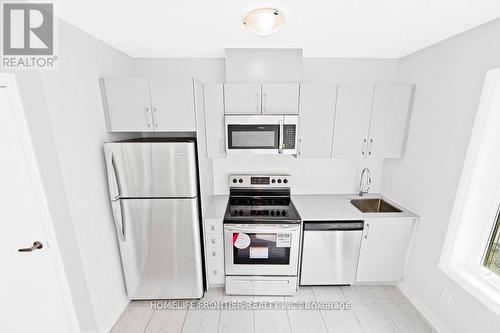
[304,221,364,231]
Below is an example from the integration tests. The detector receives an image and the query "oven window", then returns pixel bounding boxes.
[233,233,290,265]
[227,125,279,149]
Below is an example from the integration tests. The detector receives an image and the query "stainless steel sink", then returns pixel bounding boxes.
[350,198,402,213]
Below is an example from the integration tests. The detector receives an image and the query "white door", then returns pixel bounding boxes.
[224,83,261,114]
[332,84,375,158]
[149,78,196,131]
[262,83,300,114]
[0,83,74,332]
[298,84,337,158]
[204,83,226,158]
[356,218,415,282]
[367,84,415,158]
[101,78,153,132]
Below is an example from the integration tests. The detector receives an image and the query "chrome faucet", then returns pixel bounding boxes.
[358,168,372,196]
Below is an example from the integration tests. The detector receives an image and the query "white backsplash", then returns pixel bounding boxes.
[212,155,384,195]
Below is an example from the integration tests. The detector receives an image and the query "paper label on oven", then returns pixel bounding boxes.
[276,233,291,248]
[250,246,268,259]
[233,233,251,249]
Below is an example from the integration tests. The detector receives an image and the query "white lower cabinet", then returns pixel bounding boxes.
[204,219,225,285]
[356,218,415,282]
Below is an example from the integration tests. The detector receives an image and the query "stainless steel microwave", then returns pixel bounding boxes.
[225,115,298,155]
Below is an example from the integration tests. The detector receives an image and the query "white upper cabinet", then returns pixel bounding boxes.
[367,84,414,158]
[101,77,196,132]
[332,84,415,158]
[204,83,226,158]
[332,84,374,158]
[149,78,196,131]
[262,84,300,114]
[298,84,337,158]
[224,83,261,114]
[356,218,415,283]
[100,78,153,132]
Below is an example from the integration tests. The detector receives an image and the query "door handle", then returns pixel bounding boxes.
[145,107,151,128]
[364,223,370,239]
[153,107,159,129]
[367,139,373,156]
[361,138,367,156]
[18,241,43,252]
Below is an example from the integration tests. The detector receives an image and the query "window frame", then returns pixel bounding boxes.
[440,68,500,316]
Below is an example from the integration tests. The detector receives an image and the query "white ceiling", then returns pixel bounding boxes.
[57,0,500,58]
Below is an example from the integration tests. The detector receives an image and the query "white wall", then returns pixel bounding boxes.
[382,18,500,332]
[133,57,398,195]
[38,21,134,332]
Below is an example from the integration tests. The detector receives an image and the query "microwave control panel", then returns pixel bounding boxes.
[282,125,296,149]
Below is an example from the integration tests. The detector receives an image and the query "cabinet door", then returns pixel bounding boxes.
[332,85,374,158]
[204,84,226,158]
[298,84,337,158]
[262,84,300,114]
[356,218,414,282]
[149,78,196,131]
[224,83,261,114]
[101,78,153,132]
[367,84,415,158]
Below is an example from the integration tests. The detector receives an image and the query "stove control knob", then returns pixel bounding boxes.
[282,210,287,216]
[277,179,282,184]
[232,179,237,183]
[270,211,275,216]
[275,210,281,216]
[283,179,288,184]
[238,210,243,216]
[271,179,276,184]
[238,178,243,183]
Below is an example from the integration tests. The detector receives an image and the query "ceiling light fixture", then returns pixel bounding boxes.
[243,8,285,36]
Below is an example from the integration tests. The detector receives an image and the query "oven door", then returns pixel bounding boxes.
[224,224,300,276]
[225,115,282,154]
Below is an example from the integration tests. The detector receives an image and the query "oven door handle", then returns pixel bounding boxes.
[224,225,300,233]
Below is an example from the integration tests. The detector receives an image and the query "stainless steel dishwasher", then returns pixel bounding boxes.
[300,221,364,285]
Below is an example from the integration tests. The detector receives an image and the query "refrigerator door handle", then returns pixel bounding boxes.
[105,149,122,201]
[111,200,126,241]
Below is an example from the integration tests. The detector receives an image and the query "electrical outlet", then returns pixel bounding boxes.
[440,288,453,304]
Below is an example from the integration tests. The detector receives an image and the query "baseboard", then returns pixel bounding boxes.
[98,299,129,333]
[397,282,451,333]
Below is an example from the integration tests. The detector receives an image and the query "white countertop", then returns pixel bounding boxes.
[291,193,419,221]
[202,193,419,221]
[202,195,228,220]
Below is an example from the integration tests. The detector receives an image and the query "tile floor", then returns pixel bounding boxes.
[111,285,435,333]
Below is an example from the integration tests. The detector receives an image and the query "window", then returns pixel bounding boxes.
[484,208,500,275]
[439,68,500,316]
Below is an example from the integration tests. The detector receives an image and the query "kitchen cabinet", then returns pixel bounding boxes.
[262,84,300,114]
[367,84,415,158]
[356,218,415,282]
[224,83,300,115]
[101,77,196,132]
[100,78,152,132]
[224,83,261,114]
[148,78,196,131]
[331,84,374,158]
[297,84,337,158]
[204,219,224,285]
[332,84,415,158]
[204,84,226,158]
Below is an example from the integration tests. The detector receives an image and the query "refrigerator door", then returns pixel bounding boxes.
[117,198,204,299]
[104,141,198,198]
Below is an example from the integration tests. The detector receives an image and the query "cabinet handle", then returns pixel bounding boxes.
[153,107,159,128]
[210,225,215,231]
[361,139,367,155]
[211,239,216,244]
[263,93,267,112]
[212,251,216,257]
[145,107,151,128]
[364,223,370,239]
[213,270,218,275]
[367,139,373,156]
[256,93,260,112]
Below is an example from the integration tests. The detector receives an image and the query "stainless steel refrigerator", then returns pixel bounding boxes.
[104,139,204,299]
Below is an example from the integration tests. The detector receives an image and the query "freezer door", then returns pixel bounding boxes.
[117,198,204,299]
[104,141,198,198]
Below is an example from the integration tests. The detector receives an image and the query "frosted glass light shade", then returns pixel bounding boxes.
[243,8,285,36]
